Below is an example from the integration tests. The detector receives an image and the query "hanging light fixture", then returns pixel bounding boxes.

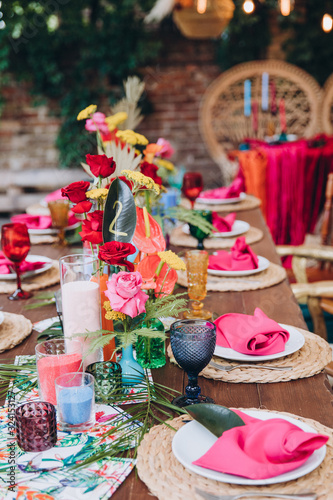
[242,0,255,14]
[197,0,208,14]
[322,12,333,32]
[278,0,295,16]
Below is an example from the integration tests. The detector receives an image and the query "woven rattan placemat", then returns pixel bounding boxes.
[30,234,57,245]
[167,327,332,383]
[0,261,59,294]
[137,411,332,500]
[0,312,33,353]
[180,195,261,213]
[177,262,287,292]
[170,225,263,249]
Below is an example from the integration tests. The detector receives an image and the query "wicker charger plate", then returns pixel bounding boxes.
[0,312,33,353]
[177,262,287,292]
[0,261,59,294]
[137,411,332,500]
[170,225,263,249]
[167,327,332,383]
[180,194,261,212]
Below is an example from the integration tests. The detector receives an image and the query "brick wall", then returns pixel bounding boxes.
[0,80,61,171]
[137,34,223,187]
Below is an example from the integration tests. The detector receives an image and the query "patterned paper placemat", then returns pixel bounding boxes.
[0,313,33,354]
[180,194,261,212]
[177,262,287,292]
[0,404,135,500]
[0,261,60,294]
[170,225,263,249]
[167,327,332,383]
[137,411,333,500]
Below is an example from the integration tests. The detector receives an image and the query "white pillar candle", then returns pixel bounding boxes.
[62,280,102,368]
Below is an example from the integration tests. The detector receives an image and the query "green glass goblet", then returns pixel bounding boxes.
[189,210,212,250]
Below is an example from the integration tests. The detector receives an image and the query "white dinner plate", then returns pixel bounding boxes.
[196,192,246,205]
[172,410,326,486]
[212,220,250,238]
[0,255,53,281]
[208,255,269,277]
[214,323,305,362]
[28,221,80,235]
[183,220,250,239]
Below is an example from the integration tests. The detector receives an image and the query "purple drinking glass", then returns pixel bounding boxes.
[15,401,57,452]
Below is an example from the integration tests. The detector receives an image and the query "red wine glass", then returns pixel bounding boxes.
[1,223,32,300]
[181,172,203,209]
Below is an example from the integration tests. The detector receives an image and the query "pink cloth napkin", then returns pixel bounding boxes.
[199,177,243,200]
[0,252,47,275]
[208,237,258,271]
[193,409,328,480]
[11,213,78,230]
[43,188,64,203]
[11,214,52,230]
[214,307,290,355]
[212,212,236,233]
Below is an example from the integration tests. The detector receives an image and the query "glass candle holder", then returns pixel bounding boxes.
[86,361,122,403]
[183,250,212,320]
[35,338,83,405]
[15,402,57,452]
[48,199,70,245]
[55,372,95,431]
[60,254,102,369]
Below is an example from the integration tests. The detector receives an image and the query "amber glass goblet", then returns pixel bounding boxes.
[1,223,32,300]
[181,172,203,209]
[183,250,212,320]
[48,199,70,245]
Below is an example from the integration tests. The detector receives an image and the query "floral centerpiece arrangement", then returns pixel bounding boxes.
[61,90,191,377]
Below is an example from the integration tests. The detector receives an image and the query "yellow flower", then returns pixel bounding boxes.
[105,112,128,131]
[158,251,186,271]
[86,188,109,200]
[103,302,126,321]
[77,104,97,121]
[121,170,160,195]
[116,129,148,146]
[156,158,175,172]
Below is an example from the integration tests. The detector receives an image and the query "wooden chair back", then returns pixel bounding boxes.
[321,173,333,246]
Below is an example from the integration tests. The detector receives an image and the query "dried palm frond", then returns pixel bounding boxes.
[111,76,145,131]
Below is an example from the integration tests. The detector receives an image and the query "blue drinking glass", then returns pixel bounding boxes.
[170,319,216,407]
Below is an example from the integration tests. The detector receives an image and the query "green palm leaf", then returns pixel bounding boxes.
[103,178,137,243]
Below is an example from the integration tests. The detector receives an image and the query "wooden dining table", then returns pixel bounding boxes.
[1,205,333,499]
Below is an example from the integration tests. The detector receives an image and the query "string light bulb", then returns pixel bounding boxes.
[243,0,255,14]
[322,13,333,32]
[279,0,295,16]
[197,0,207,14]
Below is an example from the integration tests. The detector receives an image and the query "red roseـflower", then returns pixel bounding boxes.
[79,210,104,244]
[98,241,136,271]
[61,181,90,204]
[140,161,162,186]
[61,181,93,214]
[86,154,116,178]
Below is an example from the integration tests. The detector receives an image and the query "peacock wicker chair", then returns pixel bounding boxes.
[199,60,323,183]
[321,72,333,135]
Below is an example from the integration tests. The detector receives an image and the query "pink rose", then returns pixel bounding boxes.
[105,271,149,318]
[156,138,174,159]
[85,112,109,135]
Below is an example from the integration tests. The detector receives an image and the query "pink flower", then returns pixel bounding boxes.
[156,138,174,159]
[105,271,149,318]
[85,112,109,135]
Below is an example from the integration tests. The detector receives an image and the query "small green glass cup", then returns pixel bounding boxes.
[86,361,122,403]
[189,210,212,250]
